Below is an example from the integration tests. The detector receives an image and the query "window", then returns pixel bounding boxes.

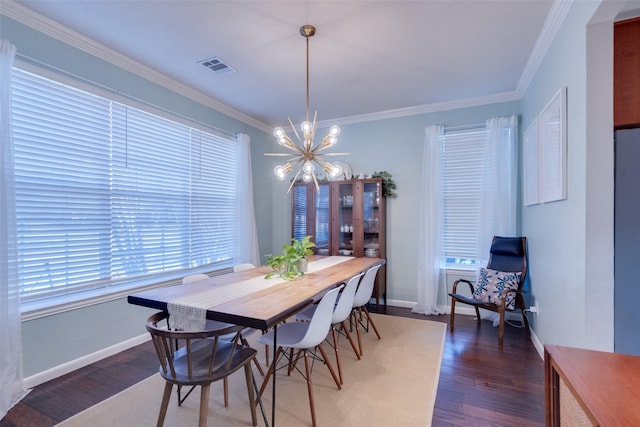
[441,126,487,267]
[11,68,237,307]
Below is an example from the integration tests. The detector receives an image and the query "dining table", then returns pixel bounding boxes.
[127,255,386,426]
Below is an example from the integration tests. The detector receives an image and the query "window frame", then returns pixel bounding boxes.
[11,63,239,319]
[441,125,488,269]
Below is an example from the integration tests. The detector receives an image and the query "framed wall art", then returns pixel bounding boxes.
[522,87,567,206]
[538,87,567,203]
[523,118,539,206]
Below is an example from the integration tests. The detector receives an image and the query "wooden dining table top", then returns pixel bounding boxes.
[127,256,386,330]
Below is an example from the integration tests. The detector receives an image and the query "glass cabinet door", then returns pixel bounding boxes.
[314,184,331,254]
[336,182,355,255]
[362,181,382,258]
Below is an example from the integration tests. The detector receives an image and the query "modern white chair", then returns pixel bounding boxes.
[351,264,382,356]
[182,273,209,283]
[233,263,256,272]
[294,272,364,384]
[257,285,343,427]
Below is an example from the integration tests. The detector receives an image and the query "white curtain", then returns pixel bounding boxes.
[1,39,26,419]
[475,115,519,262]
[234,133,260,267]
[412,125,446,315]
[476,115,519,324]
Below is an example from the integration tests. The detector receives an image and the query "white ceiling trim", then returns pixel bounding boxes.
[319,91,521,128]
[3,0,570,131]
[517,0,574,95]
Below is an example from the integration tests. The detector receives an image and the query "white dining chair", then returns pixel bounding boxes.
[351,264,382,356]
[233,263,256,272]
[182,273,209,283]
[257,285,343,427]
[294,272,364,384]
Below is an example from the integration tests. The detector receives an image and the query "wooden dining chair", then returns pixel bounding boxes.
[146,311,260,427]
[181,271,265,409]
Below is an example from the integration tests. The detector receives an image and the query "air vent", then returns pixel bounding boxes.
[198,57,236,75]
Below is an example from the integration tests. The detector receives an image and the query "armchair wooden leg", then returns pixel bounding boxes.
[521,309,531,339]
[498,310,506,348]
[449,299,456,331]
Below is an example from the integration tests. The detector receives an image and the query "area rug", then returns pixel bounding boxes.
[57,313,445,427]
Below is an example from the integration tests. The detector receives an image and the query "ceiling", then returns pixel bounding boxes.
[11,0,558,128]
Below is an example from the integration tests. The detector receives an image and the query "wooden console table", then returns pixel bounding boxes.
[545,344,640,426]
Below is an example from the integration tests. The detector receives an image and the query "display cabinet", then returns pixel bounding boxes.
[291,178,386,308]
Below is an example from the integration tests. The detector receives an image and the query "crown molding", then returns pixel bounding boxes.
[517,0,574,95]
[1,1,272,134]
[3,0,567,131]
[320,91,521,127]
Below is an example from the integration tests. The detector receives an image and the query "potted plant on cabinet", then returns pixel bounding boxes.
[265,236,316,280]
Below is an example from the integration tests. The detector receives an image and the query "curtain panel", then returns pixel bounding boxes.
[1,38,27,420]
[413,125,446,315]
[234,133,260,267]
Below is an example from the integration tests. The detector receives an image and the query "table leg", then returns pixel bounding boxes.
[272,324,277,427]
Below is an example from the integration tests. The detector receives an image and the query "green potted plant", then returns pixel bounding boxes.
[371,170,397,198]
[265,236,316,280]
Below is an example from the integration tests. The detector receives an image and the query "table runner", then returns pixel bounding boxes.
[168,256,352,331]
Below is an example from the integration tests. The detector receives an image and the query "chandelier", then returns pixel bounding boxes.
[265,24,348,192]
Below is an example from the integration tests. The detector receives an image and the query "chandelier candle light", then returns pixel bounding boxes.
[265,24,349,192]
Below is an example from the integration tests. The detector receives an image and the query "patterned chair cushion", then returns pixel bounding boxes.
[472,268,522,310]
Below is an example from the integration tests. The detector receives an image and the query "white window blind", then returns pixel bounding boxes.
[314,184,330,249]
[292,185,308,241]
[441,126,487,266]
[11,68,237,304]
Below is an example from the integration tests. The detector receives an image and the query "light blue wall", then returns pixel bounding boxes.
[520,0,618,352]
[262,101,521,304]
[1,15,273,377]
[5,0,636,381]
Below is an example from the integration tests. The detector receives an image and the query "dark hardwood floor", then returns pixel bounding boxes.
[1,307,544,426]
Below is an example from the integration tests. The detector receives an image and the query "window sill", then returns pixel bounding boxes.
[20,267,232,321]
[444,266,478,276]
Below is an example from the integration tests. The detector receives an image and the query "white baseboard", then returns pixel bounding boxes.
[386,298,475,315]
[530,328,544,360]
[23,333,150,389]
[24,300,544,389]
